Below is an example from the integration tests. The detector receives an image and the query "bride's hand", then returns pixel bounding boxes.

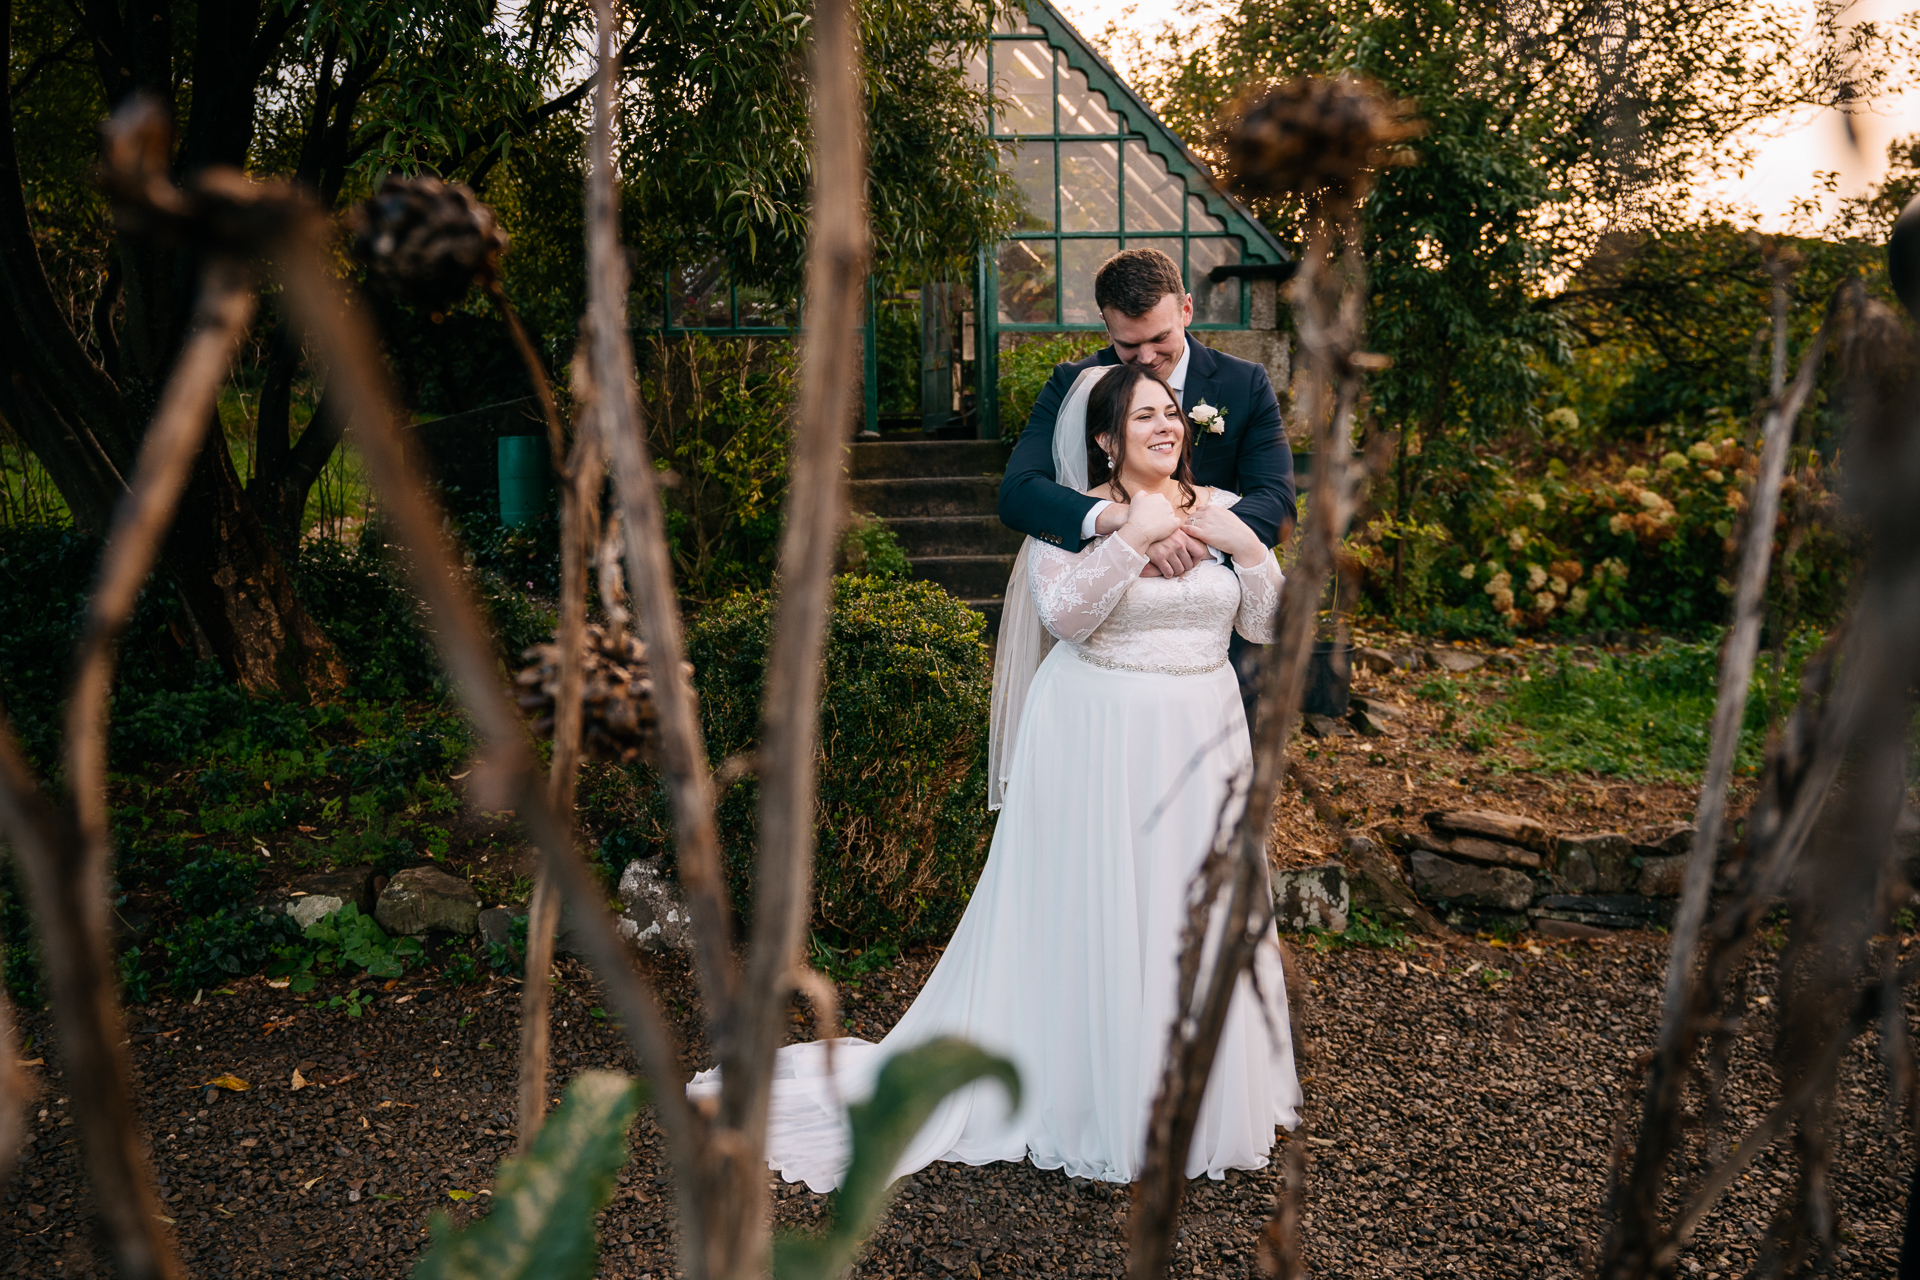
[1186,504,1266,565]
[1118,492,1181,550]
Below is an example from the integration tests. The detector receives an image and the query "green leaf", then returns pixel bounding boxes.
[772,1038,1018,1280]
[412,1070,644,1280]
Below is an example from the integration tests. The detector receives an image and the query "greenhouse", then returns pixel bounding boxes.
[653,0,1293,438]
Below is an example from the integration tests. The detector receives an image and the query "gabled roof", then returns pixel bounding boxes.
[1019,0,1289,266]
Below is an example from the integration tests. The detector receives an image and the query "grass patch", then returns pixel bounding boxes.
[1500,632,1821,782]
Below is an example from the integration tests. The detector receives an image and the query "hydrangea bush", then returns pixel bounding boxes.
[1351,418,1853,636]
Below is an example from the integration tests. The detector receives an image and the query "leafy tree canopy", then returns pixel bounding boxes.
[1137,0,1913,445]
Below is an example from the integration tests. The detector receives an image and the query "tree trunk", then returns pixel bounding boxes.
[171,422,348,694]
[249,322,346,550]
[0,0,344,696]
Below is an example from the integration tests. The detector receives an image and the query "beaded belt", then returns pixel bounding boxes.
[1074,649,1227,677]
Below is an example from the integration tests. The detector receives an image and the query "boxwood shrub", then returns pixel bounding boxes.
[586,574,995,950]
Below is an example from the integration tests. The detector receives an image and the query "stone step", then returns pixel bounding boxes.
[884,515,1025,558]
[848,476,1000,519]
[849,439,1012,480]
[910,554,1017,599]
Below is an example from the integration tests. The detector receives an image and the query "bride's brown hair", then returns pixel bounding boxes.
[1085,364,1197,508]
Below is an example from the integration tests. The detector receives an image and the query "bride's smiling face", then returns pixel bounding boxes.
[1101,377,1187,488]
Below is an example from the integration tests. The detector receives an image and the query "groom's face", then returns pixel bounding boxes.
[1102,292,1193,379]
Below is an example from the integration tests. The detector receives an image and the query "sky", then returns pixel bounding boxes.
[1050,0,1920,233]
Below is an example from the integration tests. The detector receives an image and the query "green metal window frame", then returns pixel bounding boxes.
[974,0,1290,438]
[980,0,1287,334]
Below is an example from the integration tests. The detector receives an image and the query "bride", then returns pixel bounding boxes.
[693,363,1299,1190]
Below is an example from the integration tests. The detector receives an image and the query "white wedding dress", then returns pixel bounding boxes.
[691,506,1301,1192]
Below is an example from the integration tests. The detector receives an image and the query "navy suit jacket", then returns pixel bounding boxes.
[997,339,1296,550]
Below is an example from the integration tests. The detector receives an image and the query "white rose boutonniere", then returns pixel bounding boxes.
[1190,401,1226,434]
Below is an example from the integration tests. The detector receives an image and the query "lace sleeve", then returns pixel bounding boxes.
[1029,535,1150,643]
[1233,552,1285,643]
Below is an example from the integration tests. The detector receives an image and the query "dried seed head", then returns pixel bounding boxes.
[349,175,507,311]
[1222,75,1419,208]
[515,624,688,765]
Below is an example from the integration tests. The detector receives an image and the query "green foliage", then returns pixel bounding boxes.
[1300,903,1409,951]
[638,335,798,602]
[159,910,294,995]
[614,1,1018,303]
[413,1070,642,1280]
[1501,631,1821,781]
[442,949,485,986]
[773,1039,1019,1280]
[1414,605,1514,646]
[116,944,152,1005]
[607,577,995,950]
[326,988,372,1017]
[875,299,922,418]
[808,934,900,990]
[0,523,210,769]
[1139,1,1897,633]
[169,849,263,917]
[300,904,425,980]
[487,914,530,978]
[0,861,43,1009]
[996,334,1109,441]
[1353,436,1855,636]
[838,516,911,580]
[1553,224,1885,448]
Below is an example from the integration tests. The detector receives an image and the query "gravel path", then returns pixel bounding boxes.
[5,930,1912,1277]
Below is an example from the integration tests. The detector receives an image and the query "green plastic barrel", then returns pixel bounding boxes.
[497,435,550,527]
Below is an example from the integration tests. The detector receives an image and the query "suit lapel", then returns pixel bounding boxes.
[1181,339,1217,415]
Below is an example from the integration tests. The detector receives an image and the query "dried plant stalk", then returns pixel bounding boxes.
[1130,105,1387,1273]
[579,0,739,1074]
[721,0,869,1268]
[517,364,601,1150]
[266,165,707,1224]
[1603,285,1920,1276]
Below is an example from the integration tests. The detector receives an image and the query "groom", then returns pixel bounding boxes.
[997,248,1296,699]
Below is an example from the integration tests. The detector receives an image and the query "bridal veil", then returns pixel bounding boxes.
[988,365,1115,810]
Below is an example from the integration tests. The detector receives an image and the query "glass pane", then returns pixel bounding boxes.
[993,6,1040,33]
[1187,193,1225,234]
[993,40,1052,135]
[1128,237,1186,285]
[1057,57,1118,134]
[1123,139,1183,232]
[1189,238,1243,324]
[1058,141,1119,232]
[673,262,731,327]
[1004,142,1054,231]
[997,239,1056,324]
[737,283,793,328]
[1062,238,1119,324]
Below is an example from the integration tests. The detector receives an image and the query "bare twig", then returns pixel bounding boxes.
[1613,279,1836,1273]
[715,0,869,1270]
[264,166,706,1225]
[1604,285,1920,1277]
[580,0,739,1069]
[1131,196,1383,1279]
[517,353,601,1151]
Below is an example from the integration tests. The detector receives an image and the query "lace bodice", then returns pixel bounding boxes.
[1028,534,1284,674]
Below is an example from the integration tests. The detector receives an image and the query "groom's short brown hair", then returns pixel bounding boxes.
[1094,249,1186,319]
